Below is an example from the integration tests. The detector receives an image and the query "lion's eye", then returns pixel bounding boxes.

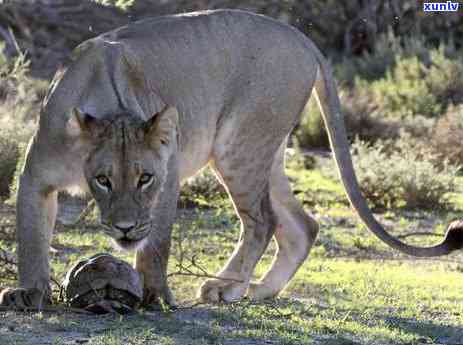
[138,173,154,190]
[95,175,111,192]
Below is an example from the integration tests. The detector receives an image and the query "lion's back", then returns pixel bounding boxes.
[41,9,319,143]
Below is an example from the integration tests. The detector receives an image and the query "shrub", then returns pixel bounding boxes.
[0,131,21,197]
[0,45,43,198]
[430,104,463,166]
[336,30,431,83]
[297,39,463,151]
[361,46,463,119]
[295,87,402,150]
[179,168,228,208]
[0,45,47,123]
[426,48,463,106]
[294,95,328,148]
[341,88,401,143]
[364,56,440,118]
[323,135,458,210]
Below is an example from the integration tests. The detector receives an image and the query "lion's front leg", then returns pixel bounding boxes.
[135,155,179,309]
[135,236,176,308]
[16,177,57,305]
[0,129,86,310]
[1,141,60,309]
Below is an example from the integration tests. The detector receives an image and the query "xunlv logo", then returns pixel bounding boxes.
[423,1,459,11]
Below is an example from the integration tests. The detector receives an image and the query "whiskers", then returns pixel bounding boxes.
[100,220,154,251]
[124,220,152,242]
[100,222,116,237]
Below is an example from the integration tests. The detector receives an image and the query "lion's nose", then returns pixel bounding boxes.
[114,221,136,234]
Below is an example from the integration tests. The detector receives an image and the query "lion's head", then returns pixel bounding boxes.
[67,106,178,250]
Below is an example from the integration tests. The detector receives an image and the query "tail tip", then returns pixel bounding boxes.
[444,220,463,251]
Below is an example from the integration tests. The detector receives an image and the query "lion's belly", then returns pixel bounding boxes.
[178,144,212,181]
[177,114,217,181]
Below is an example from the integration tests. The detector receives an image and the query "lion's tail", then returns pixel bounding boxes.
[311,50,463,257]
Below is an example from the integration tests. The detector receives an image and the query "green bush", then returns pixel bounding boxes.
[295,87,402,149]
[179,168,228,208]
[294,95,328,148]
[336,31,431,83]
[341,89,401,142]
[360,47,463,119]
[363,56,440,118]
[324,135,458,210]
[297,39,463,151]
[0,131,21,197]
[430,104,463,166]
[0,45,43,198]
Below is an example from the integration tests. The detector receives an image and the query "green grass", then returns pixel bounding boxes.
[1,163,463,345]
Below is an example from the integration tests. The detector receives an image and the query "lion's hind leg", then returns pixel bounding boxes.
[197,119,286,303]
[198,161,277,303]
[248,142,319,300]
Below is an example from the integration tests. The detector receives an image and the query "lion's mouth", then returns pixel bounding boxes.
[118,236,137,245]
[115,236,147,251]
[101,222,150,250]
[102,221,151,240]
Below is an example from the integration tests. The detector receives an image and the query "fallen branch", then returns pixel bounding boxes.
[168,270,243,283]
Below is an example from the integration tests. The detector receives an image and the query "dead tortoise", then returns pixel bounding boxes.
[62,253,143,314]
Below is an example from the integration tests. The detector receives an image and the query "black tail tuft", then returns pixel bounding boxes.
[444,220,463,251]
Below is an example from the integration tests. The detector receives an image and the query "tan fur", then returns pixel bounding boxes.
[0,10,324,307]
[3,9,443,309]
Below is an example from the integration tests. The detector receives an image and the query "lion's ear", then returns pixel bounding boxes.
[145,106,179,146]
[67,108,99,137]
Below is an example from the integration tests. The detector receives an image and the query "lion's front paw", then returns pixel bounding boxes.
[142,285,177,310]
[0,288,51,310]
[198,278,248,303]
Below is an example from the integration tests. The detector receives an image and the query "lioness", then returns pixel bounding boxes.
[1,9,462,309]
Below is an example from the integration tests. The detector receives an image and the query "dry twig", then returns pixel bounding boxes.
[168,226,243,283]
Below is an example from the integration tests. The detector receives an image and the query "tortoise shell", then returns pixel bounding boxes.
[62,253,143,313]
